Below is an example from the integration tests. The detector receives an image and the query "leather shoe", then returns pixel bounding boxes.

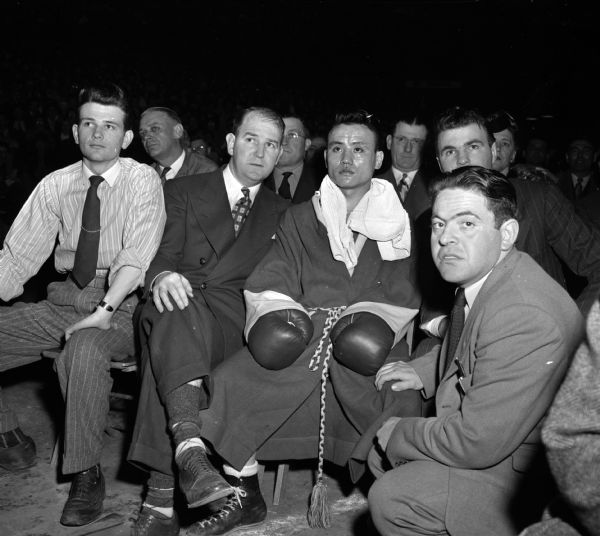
[60,464,105,526]
[176,447,233,508]
[132,506,180,536]
[183,473,266,535]
[0,429,36,471]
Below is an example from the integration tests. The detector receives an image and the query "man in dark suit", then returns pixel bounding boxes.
[139,107,217,183]
[556,134,600,203]
[127,107,289,535]
[369,166,583,535]
[431,106,600,317]
[263,115,320,203]
[377,110,431,222]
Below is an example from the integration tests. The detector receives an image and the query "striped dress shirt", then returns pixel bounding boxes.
[0,158,166,301]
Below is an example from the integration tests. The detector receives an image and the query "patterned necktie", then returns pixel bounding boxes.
[278,171,293,200]
[398,172,409,202]
[231,187,252,237]
[444,287,466,374]
[159,166,171,187]
[72,175,104,288]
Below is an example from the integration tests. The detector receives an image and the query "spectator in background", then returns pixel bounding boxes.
[557,133,600,203]
[139,107,217,185]
[264,115,320,203]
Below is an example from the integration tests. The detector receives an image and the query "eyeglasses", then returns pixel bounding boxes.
[283,131,306,142]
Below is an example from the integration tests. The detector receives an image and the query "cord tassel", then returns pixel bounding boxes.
[308,478,330,528]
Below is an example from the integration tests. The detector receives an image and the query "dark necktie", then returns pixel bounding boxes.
[398,172,409,202]
[444,287,466,374]
[278,171,293,200]
[231,187,252,237]
[159,166,171,187]
[72,175,104,288]
[574,177,583,199]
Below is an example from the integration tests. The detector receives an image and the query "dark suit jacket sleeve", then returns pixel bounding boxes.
[144,178,187,289]
[386,302,576,469]
[543,186,600,315]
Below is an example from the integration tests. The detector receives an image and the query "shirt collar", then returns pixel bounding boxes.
[392,167,418,187]
[462,269,492,315]
[81,160,121,187]
[223,163,261,208]
[161,149,186,180]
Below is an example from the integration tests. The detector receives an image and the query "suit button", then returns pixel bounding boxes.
[200,283,207,290]
[200,257,206,265]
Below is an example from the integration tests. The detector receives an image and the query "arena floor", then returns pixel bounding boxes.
[0,361,378,536]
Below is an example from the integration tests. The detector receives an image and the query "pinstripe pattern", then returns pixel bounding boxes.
[0,158,166,302]
[0,277,137,470]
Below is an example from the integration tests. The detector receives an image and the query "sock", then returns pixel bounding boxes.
[144,471,175,515]
[165,383,203,444]
[223,460,258,478]
[174,436,206,460]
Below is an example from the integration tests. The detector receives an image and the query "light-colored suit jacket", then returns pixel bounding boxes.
[387,248,584,535]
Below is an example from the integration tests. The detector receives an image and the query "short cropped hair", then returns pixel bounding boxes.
[231,107,284,142]
[141,107,184,125]
[77,83,131,129]
[434,106,494,147]
[431,165,518,228]
[486,110,520,147]
[330,110,381,150]
[388,107,430,135]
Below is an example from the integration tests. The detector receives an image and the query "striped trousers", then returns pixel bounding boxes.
[0,276,137,474]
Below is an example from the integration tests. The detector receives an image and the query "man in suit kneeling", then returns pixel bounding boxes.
[369,166,584,535]
[127,107,289,535]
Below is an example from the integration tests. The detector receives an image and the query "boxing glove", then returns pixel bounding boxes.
[331,312,394,376]
[248,309,314,370]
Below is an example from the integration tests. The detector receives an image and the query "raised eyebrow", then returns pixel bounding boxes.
[465,138,485,146]
[431,210,481,222]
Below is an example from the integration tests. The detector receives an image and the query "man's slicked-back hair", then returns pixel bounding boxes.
[330,110,381,150]
[141,107,184,125]
[486,110,520,147]
[231,107,285,142]
[434,106,494,146]
[77,82,131,129]
[389,107,430,135]
[431,165,518,228]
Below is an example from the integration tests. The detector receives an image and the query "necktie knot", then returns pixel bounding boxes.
[89,175,104,188]
[278,171,293,199]
[398,172,409,201]
[159,166,171,186]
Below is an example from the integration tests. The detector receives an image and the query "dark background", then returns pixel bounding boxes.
[1,0,599,152]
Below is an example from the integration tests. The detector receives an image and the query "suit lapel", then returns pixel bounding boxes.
[188,171,235,258]
[211,185,280,276]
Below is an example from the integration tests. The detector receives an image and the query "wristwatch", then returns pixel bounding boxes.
[97,300,115,312]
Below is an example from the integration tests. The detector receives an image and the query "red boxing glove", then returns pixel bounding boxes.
[248,309,314,370]
[331,312,394,376]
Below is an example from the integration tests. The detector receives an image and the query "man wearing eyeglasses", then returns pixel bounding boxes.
[264,115,320,203]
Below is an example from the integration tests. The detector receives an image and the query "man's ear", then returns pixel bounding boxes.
[491,141,498,162]
[436,155,443,173]
[173,123,184,140]
[499,218,519,250]
[304,137,312,153]
[386,134,392,151]
[225,133,235,156]
[121,130,134,150]
[374,150,384,170]
[72,124,79,145]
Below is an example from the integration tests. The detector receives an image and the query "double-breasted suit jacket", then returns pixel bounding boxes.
[128,169,289,474]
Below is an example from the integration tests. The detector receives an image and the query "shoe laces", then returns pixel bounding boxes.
[69,467,98,500]
[197,487,247,527]
[130,509,155,535]
[180,448,212,474]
